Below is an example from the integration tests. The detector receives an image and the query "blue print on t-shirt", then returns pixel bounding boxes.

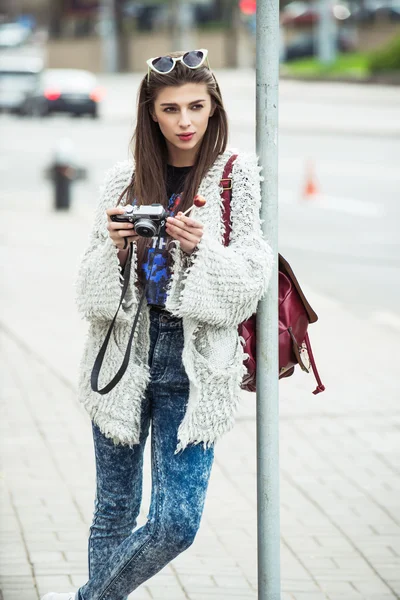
[138,192,182,306]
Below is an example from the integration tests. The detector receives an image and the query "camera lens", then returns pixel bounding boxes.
[135,219,157,238]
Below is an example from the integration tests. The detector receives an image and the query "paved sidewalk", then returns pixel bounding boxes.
[1,199,399,600]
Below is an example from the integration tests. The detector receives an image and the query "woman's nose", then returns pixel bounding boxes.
[178,111,191,128]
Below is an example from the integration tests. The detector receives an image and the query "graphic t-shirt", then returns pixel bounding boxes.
[139,164,192,307]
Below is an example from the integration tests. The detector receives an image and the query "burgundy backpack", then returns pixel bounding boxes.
[220,154,325,395]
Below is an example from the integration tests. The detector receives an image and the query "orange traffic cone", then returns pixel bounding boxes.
[302,160,319,200]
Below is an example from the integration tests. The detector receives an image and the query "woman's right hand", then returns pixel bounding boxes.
[106,207,139,250]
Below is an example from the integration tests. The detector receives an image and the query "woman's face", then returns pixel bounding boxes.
[151,82,214,166]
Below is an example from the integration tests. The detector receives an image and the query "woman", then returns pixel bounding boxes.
[42,49,273,600]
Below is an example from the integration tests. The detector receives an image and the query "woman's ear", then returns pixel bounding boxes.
[150,109,158,122]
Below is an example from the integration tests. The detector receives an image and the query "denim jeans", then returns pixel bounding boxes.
[77,308,215,600]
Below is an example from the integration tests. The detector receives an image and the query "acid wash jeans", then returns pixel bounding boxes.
[77,308,214,600]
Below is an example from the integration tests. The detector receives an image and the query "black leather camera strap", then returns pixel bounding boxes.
[91,233,160,395]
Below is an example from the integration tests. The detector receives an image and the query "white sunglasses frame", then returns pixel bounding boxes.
[146,49,210,83]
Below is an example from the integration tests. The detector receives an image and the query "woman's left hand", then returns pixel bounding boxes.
[166,212,204,255]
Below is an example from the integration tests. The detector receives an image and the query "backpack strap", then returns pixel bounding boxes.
[304,332,326,395]
[220,153,238,246]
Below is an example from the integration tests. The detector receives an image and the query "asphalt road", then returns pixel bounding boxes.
[1,71,399,326]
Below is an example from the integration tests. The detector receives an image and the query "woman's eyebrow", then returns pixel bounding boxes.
[160,99,206,106]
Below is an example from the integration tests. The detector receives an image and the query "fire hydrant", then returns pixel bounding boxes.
[46,139,86,210]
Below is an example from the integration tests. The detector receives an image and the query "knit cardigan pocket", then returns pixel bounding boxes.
[75,161,138,323]
[165,152,274,328]
[175,320,247,452]
[78,317,150,447]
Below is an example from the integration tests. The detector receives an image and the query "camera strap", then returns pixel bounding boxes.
[90,232,161,395]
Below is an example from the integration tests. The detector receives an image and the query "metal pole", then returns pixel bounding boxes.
[99,0,118,73]
[256,0,281,597]
[316,0,337,65]
[170,0,194,51]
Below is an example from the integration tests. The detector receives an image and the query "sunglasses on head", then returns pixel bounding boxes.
[146,49,210,82]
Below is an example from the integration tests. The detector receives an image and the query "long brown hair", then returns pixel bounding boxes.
[117,50,229,278]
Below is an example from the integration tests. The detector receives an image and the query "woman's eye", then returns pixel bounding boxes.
[163,105,204,113]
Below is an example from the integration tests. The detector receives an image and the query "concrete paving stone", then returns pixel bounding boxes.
[358,547,400,561]
[186,596,253,600]
[373,571,400,584]
[353,579,398,595]
[146,587,187,600]
[299,557,338,569]
[21,542,78,553]
[126,588,154,600]
[316,580,363,594]
[193,588,256,597]
[0,565,32,577]
[291,595,329,600]
[281,567,313,580]
[302,563,371,576]
[33,564,86,576]
[0,550,28,560]
[371,523,400,536]
[0,560,32,570]
[63,552,88,563]
[1,592,38,600]
[211,575,253,590]
[0,576,33,583]
[55,532,89,543]
[177,574,216,587]
[282,537,328,553]
[306,572,375,583]
[281,580,324,593]
[359,596,398,600]
[0,580,36,591]
[35,575,72,589]
[0,520,21,534]
[333,555,393,569]
[29,552,66,563]
[20,534,59,544]
[331,597,396,600]
[297,548,371,559]
[141,570,178,582]
[362,536,400,550]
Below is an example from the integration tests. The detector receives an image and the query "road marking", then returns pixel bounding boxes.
[280,189,384,218]
[371,311,400,332]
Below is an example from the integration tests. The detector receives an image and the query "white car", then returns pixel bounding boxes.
[0,56,43,114]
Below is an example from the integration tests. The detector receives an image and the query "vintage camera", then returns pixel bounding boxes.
[111,203,168,238]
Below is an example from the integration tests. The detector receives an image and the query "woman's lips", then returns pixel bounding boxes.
[177,133,194,142]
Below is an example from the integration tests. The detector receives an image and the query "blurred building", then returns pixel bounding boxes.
[0,0,257,70]
[0,0,399,72]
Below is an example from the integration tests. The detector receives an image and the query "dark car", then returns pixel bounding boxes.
[22,68,104,118]
[0,56,43,114]
[283,30,356,61]
[351,0,400,21]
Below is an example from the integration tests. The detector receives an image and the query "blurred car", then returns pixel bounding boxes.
[283,30,356,61]
[0,22,32,49]
[281,0,400,23]
[351,0,400,21]
[21,69,104,118]
[0,56,43,114]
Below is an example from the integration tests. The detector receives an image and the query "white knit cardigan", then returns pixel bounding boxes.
[75,148,274,453]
